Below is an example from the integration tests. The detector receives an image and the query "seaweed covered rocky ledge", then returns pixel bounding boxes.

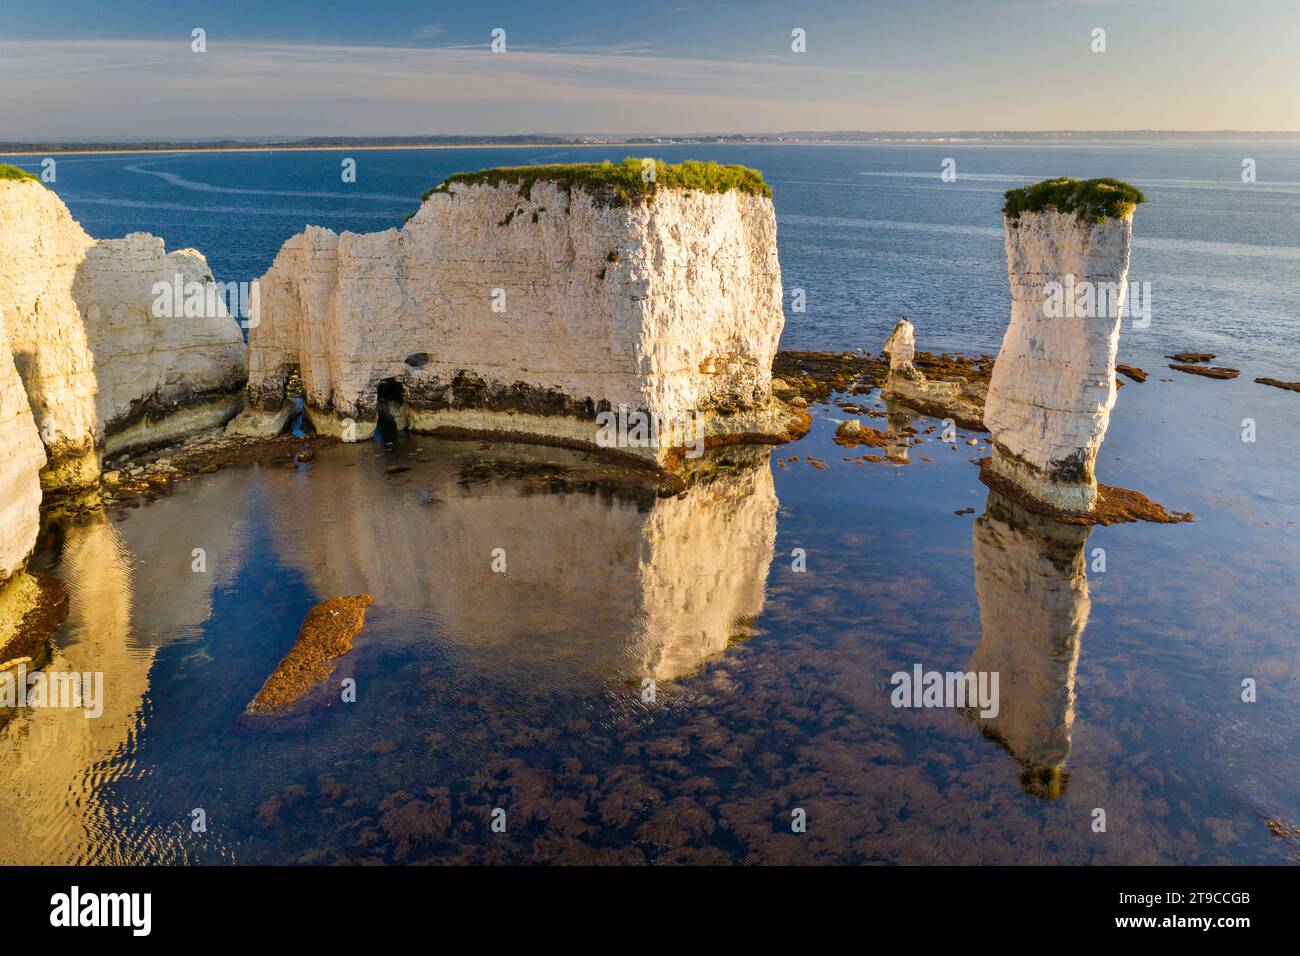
[230,159,809,463]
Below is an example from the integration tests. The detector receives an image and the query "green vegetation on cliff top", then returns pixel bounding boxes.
[0,163,39,183]
[1003,177,1145,225]
[420,158,771,208]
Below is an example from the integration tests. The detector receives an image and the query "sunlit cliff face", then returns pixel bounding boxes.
[234,179,792,457]
[967,491,1091,799]
[0,179,246,494]
[0,305,44,590]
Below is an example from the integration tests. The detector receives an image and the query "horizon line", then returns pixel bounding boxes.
[5,129,1300,149]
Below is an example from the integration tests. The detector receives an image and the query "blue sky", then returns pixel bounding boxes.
[2,0,1297,138]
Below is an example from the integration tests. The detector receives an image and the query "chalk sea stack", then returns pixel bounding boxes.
[882,318,917,379]
[232,159,806,463]
[881,317,987,431]
[984,177,1145,514]
[0,167,247,493]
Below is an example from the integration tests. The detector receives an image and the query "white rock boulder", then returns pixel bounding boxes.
[881,317,987,431]
[882,318,917,378]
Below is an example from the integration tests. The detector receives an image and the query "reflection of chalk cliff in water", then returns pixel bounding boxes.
[262,440,777,682]
[0,514,145,863]
[968,490,1091,799]
[0,479,250,863]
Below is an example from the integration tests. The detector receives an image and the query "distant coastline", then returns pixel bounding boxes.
[3,130,1300,157]
[0,142,641,158]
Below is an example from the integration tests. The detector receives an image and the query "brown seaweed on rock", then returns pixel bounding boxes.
[245,595,372,716]
[978,459,1193,526]
[1256,377,1300,393]
[1169,364,1239,380]
[0,573,70,673]
[773,348,992,411]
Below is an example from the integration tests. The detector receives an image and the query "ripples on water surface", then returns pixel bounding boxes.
[0,143,1297,863]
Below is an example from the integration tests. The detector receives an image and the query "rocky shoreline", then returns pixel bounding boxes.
[7,166,1290,701]
[0,573,68,682]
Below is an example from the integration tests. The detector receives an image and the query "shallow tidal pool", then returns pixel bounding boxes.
[2,369,1299,865]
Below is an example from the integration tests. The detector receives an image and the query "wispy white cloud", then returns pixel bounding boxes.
[0,31,1294,139]
[0,40,893,139]
[412,23,446,39]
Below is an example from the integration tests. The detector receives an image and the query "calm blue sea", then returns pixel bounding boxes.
[2,143,1298,865]
[5,141,1300,372]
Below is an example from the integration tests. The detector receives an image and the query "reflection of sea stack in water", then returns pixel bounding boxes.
[262,441,777,682]
[0,516,158,862]
[967,490,1091,799]
[984,179,1145,514]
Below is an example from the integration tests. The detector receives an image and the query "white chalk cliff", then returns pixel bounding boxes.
[0,305,45,590]
[984,205,1136,513]
[0,177,246,492]
[234,173,803,461]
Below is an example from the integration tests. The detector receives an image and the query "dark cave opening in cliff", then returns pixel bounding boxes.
[375,378,407,443]
[283,364,307,436]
